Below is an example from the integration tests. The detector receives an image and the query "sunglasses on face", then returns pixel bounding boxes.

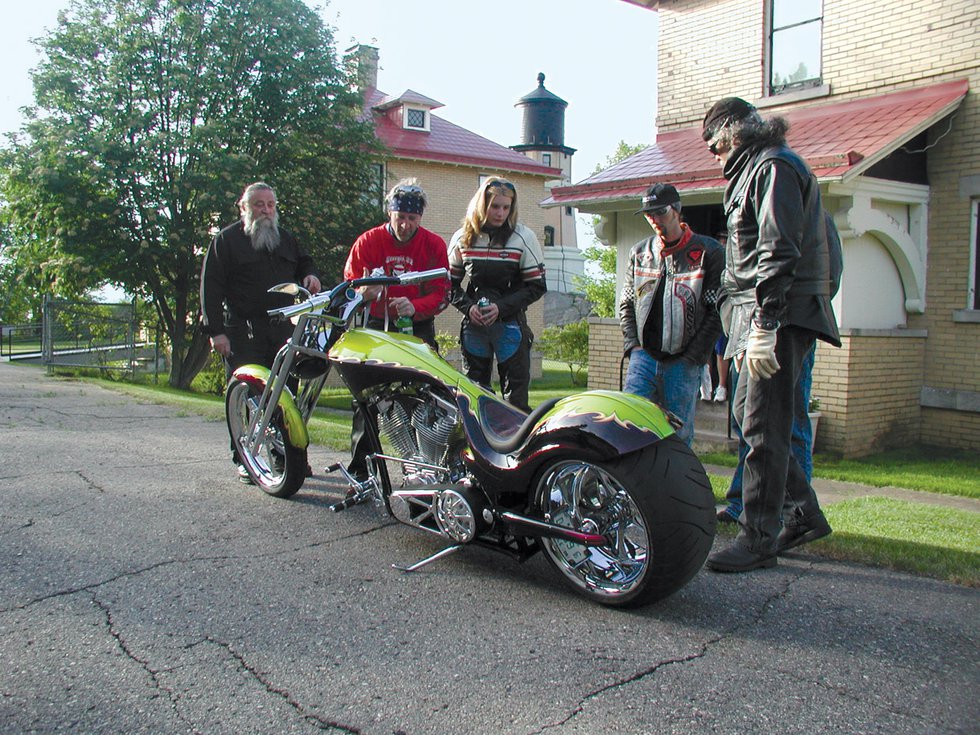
[648,206,671,217]
[708,141,722,156]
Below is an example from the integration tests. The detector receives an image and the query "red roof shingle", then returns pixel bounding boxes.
[364,88,561,177]
[548,79,968,207]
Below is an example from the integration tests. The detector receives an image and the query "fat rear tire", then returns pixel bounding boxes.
[534,435,715,607]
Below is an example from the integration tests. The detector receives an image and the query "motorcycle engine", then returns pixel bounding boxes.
[375,389,463,485]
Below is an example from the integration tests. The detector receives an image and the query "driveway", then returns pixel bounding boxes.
[0,362,976,734]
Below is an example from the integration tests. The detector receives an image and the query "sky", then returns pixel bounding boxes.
[1,0,659,186]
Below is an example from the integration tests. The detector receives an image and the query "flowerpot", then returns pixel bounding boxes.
[808,411,822,447]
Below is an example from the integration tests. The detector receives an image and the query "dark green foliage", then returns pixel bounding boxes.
[0,0,382,386]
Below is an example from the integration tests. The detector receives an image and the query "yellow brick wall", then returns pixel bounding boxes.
[812,332,927,457]
[911,63,980,449]
[587,318,626,391]
[649,0,980,454]
[657,0,980,129]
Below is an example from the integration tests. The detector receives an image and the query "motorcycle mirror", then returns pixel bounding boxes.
[268,282,311,300]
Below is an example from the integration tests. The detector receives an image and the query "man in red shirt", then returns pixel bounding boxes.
[343,179,449,348]
[342,179,450,480]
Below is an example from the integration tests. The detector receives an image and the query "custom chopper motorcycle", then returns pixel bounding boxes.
[225,269,715,607]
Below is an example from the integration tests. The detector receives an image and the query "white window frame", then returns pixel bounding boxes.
[403,106,429,131]
[969,198,980,311]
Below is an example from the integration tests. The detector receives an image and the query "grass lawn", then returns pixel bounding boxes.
[700,446,979,500]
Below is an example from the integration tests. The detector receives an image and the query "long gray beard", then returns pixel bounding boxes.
[245,214,281,252]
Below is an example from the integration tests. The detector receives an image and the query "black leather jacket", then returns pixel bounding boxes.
[719,142,841,359]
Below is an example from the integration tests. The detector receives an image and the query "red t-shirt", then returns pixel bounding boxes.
[343,224,450,322]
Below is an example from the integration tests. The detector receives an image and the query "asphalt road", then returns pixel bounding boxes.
[0,362,976,734]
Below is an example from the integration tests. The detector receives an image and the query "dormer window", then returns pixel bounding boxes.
[375,90,442,133]
[404,106,429,131]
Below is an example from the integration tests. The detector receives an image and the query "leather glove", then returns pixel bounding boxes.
[745,324,780,380]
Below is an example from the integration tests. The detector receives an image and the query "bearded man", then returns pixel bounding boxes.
[200,181,321,373]
[200,182,321,483]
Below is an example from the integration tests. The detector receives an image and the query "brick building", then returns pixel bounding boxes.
[548,0,979,456]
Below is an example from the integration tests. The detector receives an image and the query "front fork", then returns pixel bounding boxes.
[238,342,311,457]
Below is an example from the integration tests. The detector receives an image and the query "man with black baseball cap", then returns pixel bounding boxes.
[700,97,841,573]
[619,182,724,447]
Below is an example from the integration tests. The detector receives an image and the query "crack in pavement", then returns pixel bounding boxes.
[89,591,205,735]
[529,567,807,735]
[195,635,362,733]
[0,523,393,615]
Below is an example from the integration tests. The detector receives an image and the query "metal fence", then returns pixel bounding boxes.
[1,323,43,358]
[39,297,160,378]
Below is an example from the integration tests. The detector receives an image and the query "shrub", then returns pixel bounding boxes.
[539,320,588,386]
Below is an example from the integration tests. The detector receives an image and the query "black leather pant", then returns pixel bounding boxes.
[460,321,533,413]
[732,326,825,553]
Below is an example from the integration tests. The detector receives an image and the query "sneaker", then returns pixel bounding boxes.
[237,464,255,485]
[713,386,727,402]
[700,385,713,401]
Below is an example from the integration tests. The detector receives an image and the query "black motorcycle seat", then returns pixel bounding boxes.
[479,396,561,454]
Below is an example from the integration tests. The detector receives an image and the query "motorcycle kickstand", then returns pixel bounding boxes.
[392,545,463,573]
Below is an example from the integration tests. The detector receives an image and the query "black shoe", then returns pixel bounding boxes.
[776,515,832,553]
[237,464,255,485]
[716,507,739,524]
[306,464,313,478]
[706,543,777,573]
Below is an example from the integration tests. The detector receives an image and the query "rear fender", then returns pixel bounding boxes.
[460,389,676,485]
[231,364,309,450]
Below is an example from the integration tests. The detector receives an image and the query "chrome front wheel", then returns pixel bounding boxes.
[225,379,306,498]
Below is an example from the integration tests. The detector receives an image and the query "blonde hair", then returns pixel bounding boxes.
[459,177,518,247]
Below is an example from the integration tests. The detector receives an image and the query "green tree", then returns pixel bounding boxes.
[538,319,589,386]
[0,0,381,387]
[574,140,649,318]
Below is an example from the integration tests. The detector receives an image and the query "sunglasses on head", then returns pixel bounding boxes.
[486,179,516,192]
[395,185,424,195]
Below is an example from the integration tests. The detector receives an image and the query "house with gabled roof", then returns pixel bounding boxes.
[348,45,585,369]
[549,1,978,456]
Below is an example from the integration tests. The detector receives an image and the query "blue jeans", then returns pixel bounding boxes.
[623,348,701,446]
[723,343,815,517]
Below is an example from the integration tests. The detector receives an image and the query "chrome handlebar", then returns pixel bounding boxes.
[266,268,449,321]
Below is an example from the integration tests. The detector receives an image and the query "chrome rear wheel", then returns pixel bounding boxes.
[534,437,715,607]
[536,460,649,601]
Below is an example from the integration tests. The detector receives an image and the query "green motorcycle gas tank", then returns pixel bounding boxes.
[329,328,492,404]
